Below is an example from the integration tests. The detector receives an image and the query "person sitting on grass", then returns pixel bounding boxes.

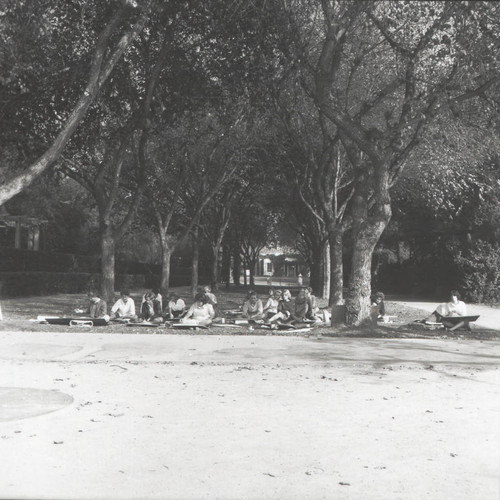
[181,292,215,327]
[110,290,137,321]
[419,290,470,331]
[151,288,163,311]
[292,288,309,325]
[242,291,264,321]
[305,287,321,321]
[165,293,186,319]
[202,285,217,307]
[268,289,294,324]
[140,292,162,322]
[371,291,386,321]
[75,291,108,320]
[263,289,281,319]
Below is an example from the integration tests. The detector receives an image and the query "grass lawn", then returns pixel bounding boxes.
[1,284,499,340]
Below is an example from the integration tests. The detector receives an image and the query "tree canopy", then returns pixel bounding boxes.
[1,0,499,318]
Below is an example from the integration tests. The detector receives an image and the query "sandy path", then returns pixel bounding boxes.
[0,332,498,500]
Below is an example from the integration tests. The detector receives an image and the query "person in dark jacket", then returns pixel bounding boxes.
[75,291,108,320]
[371,291,386,320]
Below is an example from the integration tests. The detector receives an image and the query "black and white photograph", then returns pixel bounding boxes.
[0,1,499,498]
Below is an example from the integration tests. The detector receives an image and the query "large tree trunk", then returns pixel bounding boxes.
[329,229,344,306]
[100,226,116,304]
[191,228,199,298]
[345,165,391,325]
[345,223,387,324]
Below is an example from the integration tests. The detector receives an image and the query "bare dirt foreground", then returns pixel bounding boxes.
[0,330,498,500]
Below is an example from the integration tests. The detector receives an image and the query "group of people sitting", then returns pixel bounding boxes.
[75,286,219,326]
[76,285,324,327]
[240,287,323,325]
[76,287,473,332]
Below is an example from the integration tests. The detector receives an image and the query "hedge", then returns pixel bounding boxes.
[373,260,458,298]
[0,247,161,275]
[0,271,209,298]
[453,241,500,303]
[374,241,500,303]
[0,272,155,297]
[0,247,100,273]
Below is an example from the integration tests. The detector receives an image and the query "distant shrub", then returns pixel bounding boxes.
[453,241,500,303]
[0,273,157,298]
[373,259,458,297]
[0,247,100,273]
[0,272,98,297]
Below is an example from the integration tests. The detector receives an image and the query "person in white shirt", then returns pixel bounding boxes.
[242,292,264,320]
[110,290,137,321]
[263,290,280,319]
[181,293,215,326]
[166,293,186,319]
[423,290,469,331]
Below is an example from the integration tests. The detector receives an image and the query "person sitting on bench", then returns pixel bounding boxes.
[181,292,215,326]
[110,290,137,321]
[422,290,470,331]
[242,291,264,321]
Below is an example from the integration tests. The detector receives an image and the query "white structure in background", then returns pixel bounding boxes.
[257,245,307,279]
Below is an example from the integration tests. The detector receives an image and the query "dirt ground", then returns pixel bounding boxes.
[0,331,498,500]
[0,288,499,499]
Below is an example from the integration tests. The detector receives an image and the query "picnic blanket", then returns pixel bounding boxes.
[43,317,109,327]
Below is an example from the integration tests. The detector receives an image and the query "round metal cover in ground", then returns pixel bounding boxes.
[0,387,73,422]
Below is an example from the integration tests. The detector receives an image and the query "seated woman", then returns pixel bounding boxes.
[181,292,215,327]
[242,292,264,321]
[268,289,294,324]
[165,293,186,319]
[422,290,470,331]
[140,292,162,321]
[203,286,218,307]
[371,291,386,321]
[292,288,309,324]
[305,287,321,321]
[263,289,281,319]
[151,288,163,311]
[110,290,137,321]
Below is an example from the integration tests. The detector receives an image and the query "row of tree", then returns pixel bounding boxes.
[1,1,499,323]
